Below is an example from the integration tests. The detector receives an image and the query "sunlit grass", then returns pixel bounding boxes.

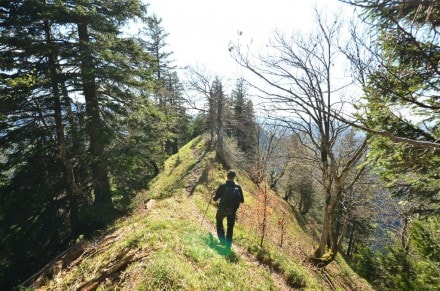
[147,135,206,199]
[37,136,372,290]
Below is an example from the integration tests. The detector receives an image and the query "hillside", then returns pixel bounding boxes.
[22,136,372,290]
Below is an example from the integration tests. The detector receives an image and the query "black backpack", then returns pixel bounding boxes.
[219,184,240,215]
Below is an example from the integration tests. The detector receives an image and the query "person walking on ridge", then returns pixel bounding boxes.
[213,170,244,248]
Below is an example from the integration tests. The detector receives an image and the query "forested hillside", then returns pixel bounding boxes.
[1,0,439,290]
[18,135,372,290]
[0,1,188,288]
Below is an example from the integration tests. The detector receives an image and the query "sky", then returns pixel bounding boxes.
[146,0,348,80]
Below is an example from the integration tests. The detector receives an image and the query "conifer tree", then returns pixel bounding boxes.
[211,78,226,158]
[144,14,173,87]
[0,1,157,288]
[143,14,189,156]
[342,0,439,212]
[161,71,190,155]
[0,2,76,285]
[230,78,257,155]
[341,1,440,288]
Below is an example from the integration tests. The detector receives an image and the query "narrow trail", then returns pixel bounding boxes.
[181,146,295,290]
[186,194,295,291]
[20,140,369,290]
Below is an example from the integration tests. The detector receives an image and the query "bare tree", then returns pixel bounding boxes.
[231,10,367,265]
[252,121,288,185]
[185,67,228,160]
[282,133,317,214]
[185,67,218,143]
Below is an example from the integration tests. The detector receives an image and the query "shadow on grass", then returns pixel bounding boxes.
[204,233,239,263]
[187,141,214,196]
[291,207,308,231]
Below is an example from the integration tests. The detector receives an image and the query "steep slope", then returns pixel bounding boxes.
[23,135,372,290]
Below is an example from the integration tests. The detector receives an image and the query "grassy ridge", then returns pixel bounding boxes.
[32,135,372,290]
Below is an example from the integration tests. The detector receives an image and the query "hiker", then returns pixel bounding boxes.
[213,170,244,247]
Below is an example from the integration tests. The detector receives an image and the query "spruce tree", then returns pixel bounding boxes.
[343,0,440,213]
[341,1,439,288]
[143,15,189,156]
[0,0,158,288]
[144,14,173,88]
[230,78,257,156]
[210,78,226,157]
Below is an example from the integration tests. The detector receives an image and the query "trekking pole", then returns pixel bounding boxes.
[201,164,213,226]
[200,194,212,226]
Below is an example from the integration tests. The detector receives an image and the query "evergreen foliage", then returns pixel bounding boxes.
[1,0,438,289]
[346,0,440,213]
[0,1,188,288]
[229,78,257,156]
[351,217,440,290]
[20,136,371,290]
[343,1,440,289]
[143,15,189,156]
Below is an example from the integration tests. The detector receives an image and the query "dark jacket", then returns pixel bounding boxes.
[213,180,244,209]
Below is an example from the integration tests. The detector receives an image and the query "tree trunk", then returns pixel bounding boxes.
[313,177,342,265]
[77,21,113,210]
[336,213,350,253]
[216,87,224,159]
[259,183,268,248]
[44,19,80,235]
[207,91,216,146]
[312,140,367,266]
[314,154,333,258]
[314,199,334,257]
[347,223,355,257]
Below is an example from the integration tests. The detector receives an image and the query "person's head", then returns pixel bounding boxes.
[227,170,236,181]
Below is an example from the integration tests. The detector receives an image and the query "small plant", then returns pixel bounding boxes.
[285,268,306,288]
[252,183,273,249]
[278,211,287,249]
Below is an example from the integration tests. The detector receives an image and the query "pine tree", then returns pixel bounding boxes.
[230,78,257,155]
[0,0,157,288]
[344,0,440,213]
[143,15,189,156]
[341,2,440,288]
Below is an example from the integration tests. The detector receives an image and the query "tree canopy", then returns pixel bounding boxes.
[0,1,189,288]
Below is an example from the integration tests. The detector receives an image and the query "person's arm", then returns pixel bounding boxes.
[238,185,244,203]
[213,184,224,201]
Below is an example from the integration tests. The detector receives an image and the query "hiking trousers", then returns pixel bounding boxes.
[216,210,236,245]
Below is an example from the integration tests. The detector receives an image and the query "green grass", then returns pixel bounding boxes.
[146,135,207,200]
[122,197,279,290]
[192,165,319,289]
[35,136,372,290]
[41,193,280,290]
